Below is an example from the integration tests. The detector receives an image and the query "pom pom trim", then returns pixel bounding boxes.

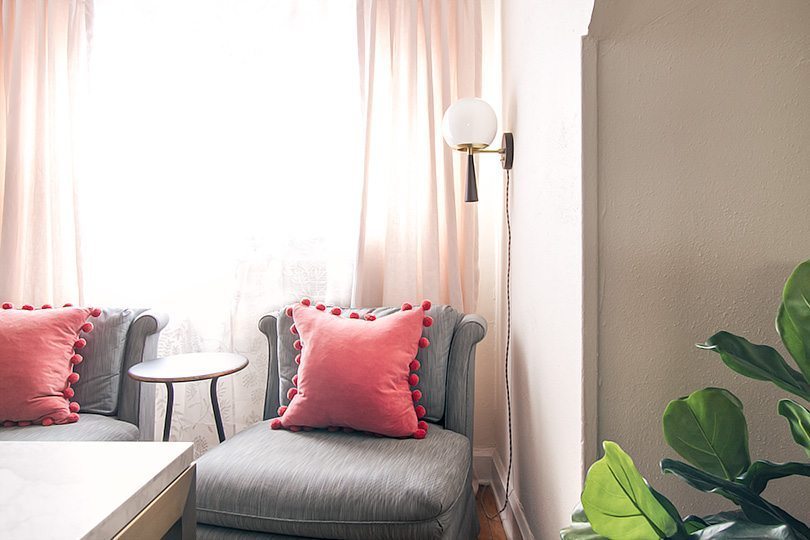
[278,298,433,439]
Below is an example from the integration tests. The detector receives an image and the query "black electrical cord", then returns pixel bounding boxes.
[485,167,513,520]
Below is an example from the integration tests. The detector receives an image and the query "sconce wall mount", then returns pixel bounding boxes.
[442,98,514,202]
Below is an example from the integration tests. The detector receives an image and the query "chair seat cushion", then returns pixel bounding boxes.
[196,421,472,539]
[0,413,138,441]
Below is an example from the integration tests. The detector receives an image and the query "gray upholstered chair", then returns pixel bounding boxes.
[0,308,168,441]
[195,305,486,539]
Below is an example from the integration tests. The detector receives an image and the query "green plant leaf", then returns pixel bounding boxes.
[661,459,810,539]
[780,260,810,380]
[560,505,609,540]
[559,522,606,540]
[737,460,810,494]
[663,387,750,480]
[778,303,810,381]
[702,511,747,525]
[683,515,709,534]
[699,332,810,401]
[582,442,679,539]
[690,521,799,539]
[778,399,810,458]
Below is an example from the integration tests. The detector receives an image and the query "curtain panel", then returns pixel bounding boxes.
[353,0,483,313]
[0,0,91,306]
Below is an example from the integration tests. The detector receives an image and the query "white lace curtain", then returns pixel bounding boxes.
[81,0,362,454]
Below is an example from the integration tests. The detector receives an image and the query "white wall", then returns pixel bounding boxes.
[589,0,810,521]
[499,1,595,538]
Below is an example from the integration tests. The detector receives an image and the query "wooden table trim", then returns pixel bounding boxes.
[114,464,196,540]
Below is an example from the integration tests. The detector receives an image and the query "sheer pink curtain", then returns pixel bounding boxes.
[0,0,91,306]
[353,0,482,312]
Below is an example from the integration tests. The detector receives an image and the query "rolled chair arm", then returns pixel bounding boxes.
[119,310,169,438]
[259,312,280,420]
[444,313,487,439]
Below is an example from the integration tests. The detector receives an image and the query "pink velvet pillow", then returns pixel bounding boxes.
[0,303,99,426]
[270,299,433,438]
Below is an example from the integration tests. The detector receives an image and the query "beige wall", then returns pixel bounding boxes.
[590,0,810,522]
[499,1,595,538]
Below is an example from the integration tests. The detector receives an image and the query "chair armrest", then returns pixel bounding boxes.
[259,312,280,420]
[444,313,487,440]
[119,310,169,439]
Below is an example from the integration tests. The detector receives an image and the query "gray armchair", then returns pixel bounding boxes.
[0,308,168,441]
[195,305,487,539]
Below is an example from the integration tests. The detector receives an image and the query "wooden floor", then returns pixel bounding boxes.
[476,485,507,540]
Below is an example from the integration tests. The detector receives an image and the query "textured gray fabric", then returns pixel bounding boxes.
[270,305,460,422]
[196,421,472,539]
[259,314,280,420]
[72,307,140,415]
[197,484,476,540]
[0,413,138,441]
[444,314,487,440]
[198,525,318,539]
[118,310,169,428]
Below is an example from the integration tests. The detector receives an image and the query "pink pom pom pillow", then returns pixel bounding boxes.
[270,299,433,439]
[0,303,100,427]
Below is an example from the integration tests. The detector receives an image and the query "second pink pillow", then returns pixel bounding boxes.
[271,300,433,438]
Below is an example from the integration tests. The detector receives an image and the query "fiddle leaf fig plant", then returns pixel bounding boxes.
[580,441,683,539]
[778,399,810,458]
[662,387,750,480]
[697,332,810,401]
[562,259,810,539]
[779,260,810,378]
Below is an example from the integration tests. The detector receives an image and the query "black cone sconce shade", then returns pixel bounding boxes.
[466,152,479,203]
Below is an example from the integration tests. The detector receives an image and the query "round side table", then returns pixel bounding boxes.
[128,352,248,443]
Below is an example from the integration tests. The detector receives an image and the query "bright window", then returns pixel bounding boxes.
[82,0,362,321]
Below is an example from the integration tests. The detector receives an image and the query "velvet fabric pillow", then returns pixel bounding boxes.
[0,303,99,426]
[270,299,433,438]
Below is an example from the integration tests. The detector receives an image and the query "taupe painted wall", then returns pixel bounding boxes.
[590,0,810,521]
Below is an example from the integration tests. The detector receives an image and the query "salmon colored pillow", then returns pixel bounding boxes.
[0,303,100,426]
[270,299,433,439]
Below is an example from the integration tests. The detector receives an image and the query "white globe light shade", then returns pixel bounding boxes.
[442,98,497,150]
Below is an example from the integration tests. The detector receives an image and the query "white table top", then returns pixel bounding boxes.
[0,441,193,540]
[128,352,248,383]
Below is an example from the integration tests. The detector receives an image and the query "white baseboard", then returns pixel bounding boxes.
[473,447,535,540]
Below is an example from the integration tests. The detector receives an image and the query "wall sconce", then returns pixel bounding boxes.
[442,98,514,202]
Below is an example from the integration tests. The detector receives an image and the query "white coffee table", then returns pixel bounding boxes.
[0,441,195,539]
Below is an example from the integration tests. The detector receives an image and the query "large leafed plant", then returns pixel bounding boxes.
[561,260,810,540]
